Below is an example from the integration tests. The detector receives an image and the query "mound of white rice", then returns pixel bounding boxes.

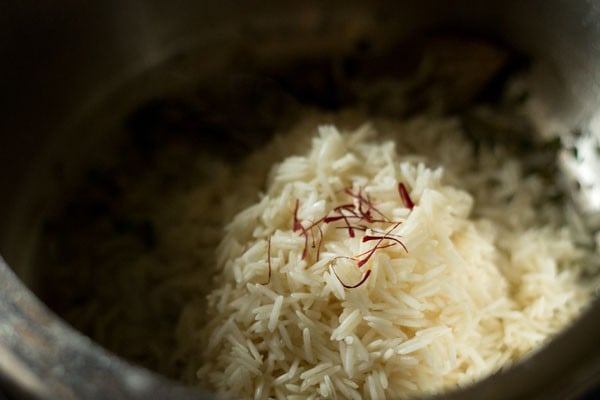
[176,117,591,399]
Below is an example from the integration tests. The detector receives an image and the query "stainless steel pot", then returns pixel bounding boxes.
[1,1,599,399]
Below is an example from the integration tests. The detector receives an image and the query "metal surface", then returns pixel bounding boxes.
[0,0,599,399]
[0,256,214,400]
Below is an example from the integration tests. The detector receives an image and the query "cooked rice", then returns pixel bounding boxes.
[172,114,592,399]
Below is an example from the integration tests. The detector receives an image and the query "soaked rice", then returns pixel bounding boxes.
[174,114,592,399]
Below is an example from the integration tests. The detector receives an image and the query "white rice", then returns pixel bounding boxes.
[179,114,593,399]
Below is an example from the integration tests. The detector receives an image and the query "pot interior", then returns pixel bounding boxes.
[1,1,599,399]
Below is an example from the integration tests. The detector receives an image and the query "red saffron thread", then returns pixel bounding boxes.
[344,187,390,222]
[332,265,372,289]
[315,225,323,261]
[356,222,404,267]
[324,212,356,237]
[335,224,369,233]
[288,185,409,287]
[353,243,397,259]
[398,183,415,210]
[363,235,408,253]
[262,235,272,285]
